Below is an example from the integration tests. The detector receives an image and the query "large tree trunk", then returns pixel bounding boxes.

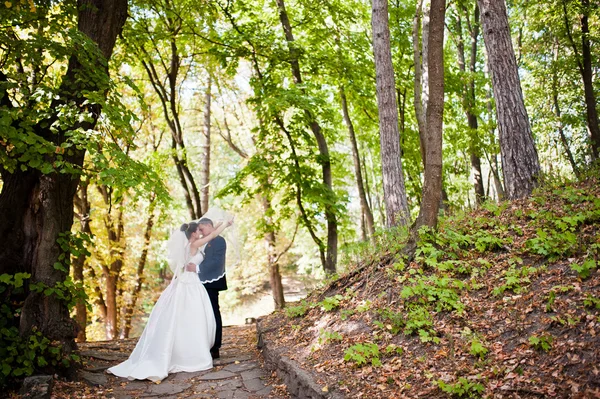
[275,0,338,274]
[0,0,127,353]
[371,0,410,227]
[478,0,540,199]
[200,76,212,213]
[339,86,375,241]
[415,0,446,230]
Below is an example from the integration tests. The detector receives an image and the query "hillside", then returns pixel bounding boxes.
[258,176,600,398]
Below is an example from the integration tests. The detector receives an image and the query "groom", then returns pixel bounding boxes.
[186,218,227,359]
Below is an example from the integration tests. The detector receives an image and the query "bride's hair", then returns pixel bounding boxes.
[180,222,199,239]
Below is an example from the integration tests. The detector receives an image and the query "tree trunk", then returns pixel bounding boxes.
[121,198,156,338]
[0,0,127,353]
[340,86,375,242]
[98,185,125,340]
[454,4,485,205]
[73,179,92,342]
[551,42,580,178]
[263,196,285,310]
[412,0,427,165]
[371,0,410,227]
[415,0,446,229]
[562,0,600,159]
[478,0,540,199]
[200,76,212,213]
[275,0,338,274]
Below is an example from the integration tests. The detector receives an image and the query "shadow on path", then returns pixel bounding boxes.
[68,325,290,399]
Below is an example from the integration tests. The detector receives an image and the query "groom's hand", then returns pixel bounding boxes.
[185,263,196,272]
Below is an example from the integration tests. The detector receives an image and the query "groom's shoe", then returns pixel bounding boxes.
[210,349,220,359]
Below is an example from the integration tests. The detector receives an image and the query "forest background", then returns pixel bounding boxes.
[0,0,598,386]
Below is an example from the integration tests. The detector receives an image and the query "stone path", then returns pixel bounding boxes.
[75,325,289,399]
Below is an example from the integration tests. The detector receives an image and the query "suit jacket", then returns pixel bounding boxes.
[199,235,227,291]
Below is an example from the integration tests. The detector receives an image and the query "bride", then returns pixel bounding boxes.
[108,218,233,382]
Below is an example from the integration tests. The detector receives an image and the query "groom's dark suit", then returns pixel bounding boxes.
[200,235,227,355]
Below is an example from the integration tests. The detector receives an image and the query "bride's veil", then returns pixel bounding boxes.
[167,229,187,278]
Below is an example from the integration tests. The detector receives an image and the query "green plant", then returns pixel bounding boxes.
[319,295,343,311]
[343,343,381,367]
[376,308,405,334]
[469,337,488,360]
[285,300,313,318]
[435,376,485,398]
[570,258,597,279]
[384,344,403,355]
[404,305,439,343]
[529,333,553,352]
[525,228,578,260]
[318,330,343,345]
[584,294,600,310]
[339,308,355,320]
[493,260,538,296]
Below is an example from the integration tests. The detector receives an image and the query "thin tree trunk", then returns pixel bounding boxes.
[413,0,427,165]
[454,4,485,205]
[478,0,540,199]
[121,198,156,339]
[97,185,125,340]
[562,0,599,159]
[275,0,338,273]
[200,76,212,213]
[371,0,410,227]
[340,86,375,241]
[262,196,285,310]
[73,179,92,342]
[551,42,580,179]
[415,0,446,229]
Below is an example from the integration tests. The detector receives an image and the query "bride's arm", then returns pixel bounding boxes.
[190,219,233,248]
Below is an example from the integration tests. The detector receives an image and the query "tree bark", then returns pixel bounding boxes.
[275,0,338,274]
[562,0,600,159]
[551,42,580,178]
[200,75,212,213]
[478,0,540,199]
[415,0,445,230]
[262,196,285,310]
[340,86,375,242]
[0,0,127,353]
[454,4,485,205]
[412,0,427,165]
[73,179,92,342]
[97,185,125,340]
[371,0,410,227]
[121,198,156,339]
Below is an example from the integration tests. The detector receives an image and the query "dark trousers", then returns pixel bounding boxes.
[206,289,222,351]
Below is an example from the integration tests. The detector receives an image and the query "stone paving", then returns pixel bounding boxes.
[77,325,287,399]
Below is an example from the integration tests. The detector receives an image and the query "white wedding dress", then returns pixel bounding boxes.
[108,244,216,382]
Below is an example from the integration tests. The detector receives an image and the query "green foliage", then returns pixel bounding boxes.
[469,337,488,360]
[492,259,538,296]
[318,329,343,345]
[0,274,77,388]
[284,300,313,318]
[404,305,438,343]
[529,333,553,352]
[570,258,597,280]
[583,294,600,310]
[319,295,343,312]
[435,376,485,398]
[376,308,405,334]
[525,228,578,260]
[343,343,381,367]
